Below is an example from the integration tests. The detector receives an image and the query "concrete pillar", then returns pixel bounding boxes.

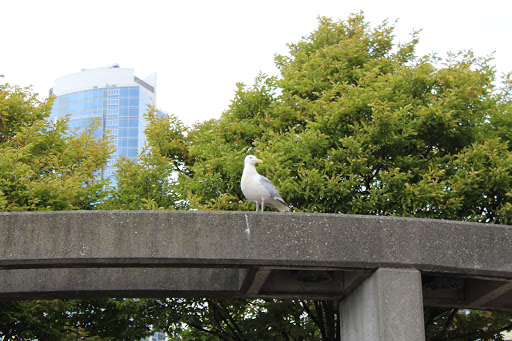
[340,268,425,341]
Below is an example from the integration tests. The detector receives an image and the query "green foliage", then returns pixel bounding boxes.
[180,13,512,226]
[0,299,157,340]
[425,308,512,340]
[0,300,72,341]
[0,82,111,211]
[0,82,127,340]
[163,12,512,340]
[175,74,280,211]
[0,82,48,143]
[147,298,335,341]
[64,299,157,340]
[144,109,192,174]
[99,109,188,210]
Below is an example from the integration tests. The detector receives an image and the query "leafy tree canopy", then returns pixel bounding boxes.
[0,81,154,339]
[141,13,512,340]
[98,109,186,211]
[0,82,112,211]
[167,14,512,227]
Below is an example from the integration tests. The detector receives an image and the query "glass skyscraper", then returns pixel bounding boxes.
[49,65,161,181]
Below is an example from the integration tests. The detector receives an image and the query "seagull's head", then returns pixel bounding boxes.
[245,155,263,166]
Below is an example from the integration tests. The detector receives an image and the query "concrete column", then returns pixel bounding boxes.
[340,268,425,341]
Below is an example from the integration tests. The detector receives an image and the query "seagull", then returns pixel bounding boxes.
[241,155,290,212]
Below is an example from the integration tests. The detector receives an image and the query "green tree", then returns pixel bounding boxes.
[0,299,156,341]
[181,15,512,224]
[99,109,186,211]
[425,309,512,340]
[142,13,512,340]
[0,82,112,211]
[148,298,333,341]
[0,82,157,340]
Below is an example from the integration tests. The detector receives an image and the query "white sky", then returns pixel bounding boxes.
[2,0,511,127]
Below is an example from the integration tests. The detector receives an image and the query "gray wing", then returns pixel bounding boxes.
[259,174,289,211]
[259,175,284,200]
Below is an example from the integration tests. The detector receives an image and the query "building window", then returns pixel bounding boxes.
[108,88,119,96]
[108,98,119,106]
[107,108,119,116]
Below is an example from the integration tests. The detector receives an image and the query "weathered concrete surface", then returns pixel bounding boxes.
[340,269,425,341]
[0,268,246,300]
[0,210,511,312]
[2,210,510,274]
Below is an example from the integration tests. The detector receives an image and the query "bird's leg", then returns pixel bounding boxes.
[255,202,259,212]
[261,199,265,212]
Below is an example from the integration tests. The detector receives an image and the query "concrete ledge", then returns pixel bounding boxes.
[0,210,511,311]
[1,210,510,275]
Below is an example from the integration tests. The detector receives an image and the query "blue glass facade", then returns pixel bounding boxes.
[49,84,155,181]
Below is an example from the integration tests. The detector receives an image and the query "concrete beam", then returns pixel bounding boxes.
[243,268,273,296]
[0,267,245,300]
[465,279,512,307]
[340,268,425,341]
[422,274,512,312]
[0,210,511,313]
[1,211,510,277]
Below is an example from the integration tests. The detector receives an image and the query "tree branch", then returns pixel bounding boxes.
[323,300,337,341]
[299,300,321,329]
[206,300,228,339]
[220,302,245,340]
[185,320,230,341]
[424,307,454,329]
[314,301,328,340]
[439,308,458,339]
[497,323,512,334]
[208,300,243,341]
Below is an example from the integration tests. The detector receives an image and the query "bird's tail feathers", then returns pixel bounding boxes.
[274,198,290,212]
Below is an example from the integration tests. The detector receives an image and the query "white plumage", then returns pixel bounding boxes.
[241,155,289,212]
